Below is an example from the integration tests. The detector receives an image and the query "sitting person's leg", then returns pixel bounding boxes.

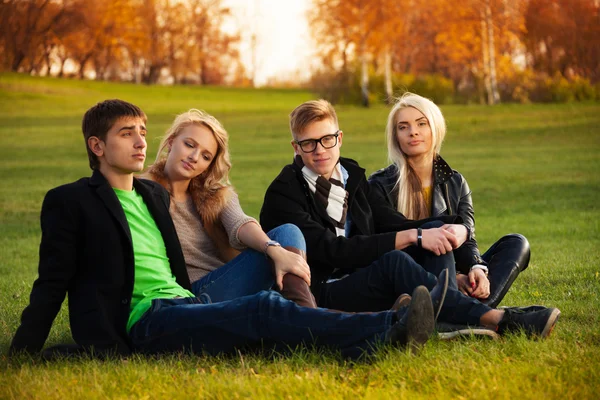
[191,223,315,306]
[128,289,434,359]
[319,250,437,312]
[481,233,530,308]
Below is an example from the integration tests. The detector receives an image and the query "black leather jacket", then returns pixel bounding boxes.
[368,156,485,273]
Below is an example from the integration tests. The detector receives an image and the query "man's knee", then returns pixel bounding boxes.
[379,250,437,288]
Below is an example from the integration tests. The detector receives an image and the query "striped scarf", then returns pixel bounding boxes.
[295,155,349,237]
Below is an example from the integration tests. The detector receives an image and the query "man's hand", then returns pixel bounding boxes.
[456,273,473,296]
[421,227,457,255]
[267,246,311,290]
[442,224,468,249]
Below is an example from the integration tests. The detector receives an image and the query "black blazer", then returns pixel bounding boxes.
[260,157,458,297]
[369,156,485,272]
[10,170,190,355]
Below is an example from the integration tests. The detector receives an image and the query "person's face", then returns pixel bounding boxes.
[395,107,433,159]
[92,116,147,175]
[165,124,218,182]
[292,118,342,180]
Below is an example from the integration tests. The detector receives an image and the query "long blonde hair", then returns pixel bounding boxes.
[385,93,446,219]
[147,109,233,223]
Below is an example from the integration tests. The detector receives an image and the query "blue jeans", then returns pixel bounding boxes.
[191,224,306,303]
[129,291,394,359]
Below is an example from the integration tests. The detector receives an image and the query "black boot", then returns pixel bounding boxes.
[481,234,530,308]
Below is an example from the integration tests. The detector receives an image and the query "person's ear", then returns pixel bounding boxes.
[291,139,300,154]
[337,130,343,148]
[88,136,105,157]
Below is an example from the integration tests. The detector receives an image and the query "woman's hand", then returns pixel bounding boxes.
[441,224,468,248]
[267,246,311,290]
[456,273,473,296]
[421,227,457,255]
[469,268,490,299]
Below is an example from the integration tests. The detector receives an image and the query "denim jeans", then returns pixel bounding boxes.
[129,291,394,359]
[191,224,306,303]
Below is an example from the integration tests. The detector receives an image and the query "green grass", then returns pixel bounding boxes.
[1,72,599,399]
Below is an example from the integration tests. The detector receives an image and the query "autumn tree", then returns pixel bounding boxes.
[524,0,600,82]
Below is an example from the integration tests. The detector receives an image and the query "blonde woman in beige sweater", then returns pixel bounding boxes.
[146,109,316,307]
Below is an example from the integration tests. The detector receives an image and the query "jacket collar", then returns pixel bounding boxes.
[88,170,161,246]
[292,157,365,228]
[433,155,454,184]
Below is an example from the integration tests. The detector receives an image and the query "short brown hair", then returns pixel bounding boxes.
[289,99,339,139]
[82,99,147,170]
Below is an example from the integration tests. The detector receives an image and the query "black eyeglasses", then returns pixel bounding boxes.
[295,131,340,153]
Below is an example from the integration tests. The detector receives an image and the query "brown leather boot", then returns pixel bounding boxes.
[277,246,317,308]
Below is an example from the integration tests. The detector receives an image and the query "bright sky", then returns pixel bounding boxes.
[223,0,315,86]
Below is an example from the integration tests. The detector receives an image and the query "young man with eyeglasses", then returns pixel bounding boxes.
[259,99,561,338]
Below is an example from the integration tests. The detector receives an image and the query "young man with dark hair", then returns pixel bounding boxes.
[10,99,438,359]
[260,99,560,338]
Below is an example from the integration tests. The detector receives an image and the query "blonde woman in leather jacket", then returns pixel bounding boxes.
[369,93,530,308]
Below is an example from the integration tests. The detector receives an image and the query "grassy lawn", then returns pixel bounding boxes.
[0,73,599,399]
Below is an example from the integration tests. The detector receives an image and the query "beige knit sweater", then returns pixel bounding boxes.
[169,191,257,283]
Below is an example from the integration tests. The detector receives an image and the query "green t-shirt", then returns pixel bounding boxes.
[113,188,194,332]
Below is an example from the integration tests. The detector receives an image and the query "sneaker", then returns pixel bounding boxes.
[430,268,449,322]
[498,306,561,338]
[436,322,499,340]
[385,286,435,351]
[499,305,547,313]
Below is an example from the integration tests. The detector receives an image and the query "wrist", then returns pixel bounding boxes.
[417,228,423,248]
[264,240,281,258]
[470,264,488,276]
[463,224,473,241]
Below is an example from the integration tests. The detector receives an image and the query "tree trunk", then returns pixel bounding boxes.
[384,46,393,104]
[480,9,493,105]
[360,42,369,107]
[485,0,500,104]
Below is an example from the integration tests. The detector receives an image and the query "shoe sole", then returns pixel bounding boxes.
[406,286,435,352]
[438,328,500,340]
[540,308,561,338]
[431,268,449,322]
[391,294,411,311]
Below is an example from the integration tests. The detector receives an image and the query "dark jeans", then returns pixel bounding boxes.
[129,291,394,359]
[481,234,530,308]
[319,248,490,326]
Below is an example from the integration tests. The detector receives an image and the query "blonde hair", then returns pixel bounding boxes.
[289,99,339,139]
[385,92,446,219]
[148,108,232,197]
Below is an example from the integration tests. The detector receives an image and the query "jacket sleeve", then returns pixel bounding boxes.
[452,175,486,272]
[10,188,79,354]
[260,177,397,274]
